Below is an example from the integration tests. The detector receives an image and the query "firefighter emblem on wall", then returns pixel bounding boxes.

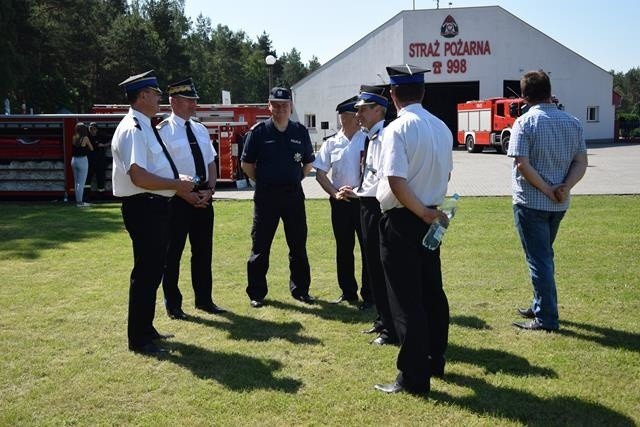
[440,15,459,38]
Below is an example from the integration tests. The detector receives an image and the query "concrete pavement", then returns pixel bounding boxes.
[213,142,639,200]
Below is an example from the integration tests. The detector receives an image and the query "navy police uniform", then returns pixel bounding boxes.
[376,65,453,394]
[354,86,398,343]
[241,87,315,303]
[111,70,180,353]
[313,96,370,303]
[159,78,224,318]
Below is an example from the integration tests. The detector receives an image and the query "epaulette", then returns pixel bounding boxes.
[132,116,141,130]
[156,118,169,129]
[250,121,265,131]
[370,132,379,141]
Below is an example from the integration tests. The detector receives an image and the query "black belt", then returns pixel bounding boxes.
[123,192,171,201]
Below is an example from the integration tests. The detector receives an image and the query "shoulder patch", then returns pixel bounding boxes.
[132,116,141,131]
[157,119,169,129]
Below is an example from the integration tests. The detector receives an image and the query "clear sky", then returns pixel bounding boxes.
[184,0,639,73]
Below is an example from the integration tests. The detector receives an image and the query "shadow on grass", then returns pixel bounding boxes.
[559,320,640,353]
[164,341,302,393]
[188,312,322,345]
[0,202,123,259]
[450,315,492,330]
[447,344,557,377]
[431,373,635,426]
[266,298,374,324]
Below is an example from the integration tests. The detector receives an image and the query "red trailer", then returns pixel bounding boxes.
[0,113,123,198]
[0,104,270,198]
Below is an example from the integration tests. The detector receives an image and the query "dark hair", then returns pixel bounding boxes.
[391,83,425,104]
[520,70,551,104]
[126,90,142,104]
[73,122,89,146]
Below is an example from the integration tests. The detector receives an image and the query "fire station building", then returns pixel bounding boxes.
[291,6,614,148]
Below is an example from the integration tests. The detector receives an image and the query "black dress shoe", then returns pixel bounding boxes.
[196,303,227,314]
[513,320,557,332]
[362,324,384,334]
[358,300,374,310]
[517,307,535,319]
[370,335,399,346]
[331,294,358,304]
[166,307,188,320]
[129,342,169,355]
[374,382,404,394]
[250,299,264,308]
[293,294,316,304]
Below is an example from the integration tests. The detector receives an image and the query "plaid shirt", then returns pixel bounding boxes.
[508,104,586,211]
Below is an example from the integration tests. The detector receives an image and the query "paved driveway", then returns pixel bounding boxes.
[214,142,639,200]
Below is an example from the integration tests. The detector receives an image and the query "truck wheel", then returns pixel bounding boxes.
[498,135,510,154]
[466,135,482,153]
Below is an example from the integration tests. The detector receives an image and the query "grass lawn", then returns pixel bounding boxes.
[0,195,638,426]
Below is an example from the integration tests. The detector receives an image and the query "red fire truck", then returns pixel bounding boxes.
[0,104,269,198]
[457,97,526,154]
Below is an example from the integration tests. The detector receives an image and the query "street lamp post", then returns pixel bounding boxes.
[265,54,276,93]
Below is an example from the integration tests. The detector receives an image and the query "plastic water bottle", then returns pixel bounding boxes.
[422,193,460,250]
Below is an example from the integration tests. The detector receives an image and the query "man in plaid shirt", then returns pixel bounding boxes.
[508,70,588,331]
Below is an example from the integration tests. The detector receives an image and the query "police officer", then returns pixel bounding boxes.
[241,87,315,308]
[374,65,453,395]
[313,96,370,305]
[158,78,226,320]
[111,70,195,354]
[341,85,398,346]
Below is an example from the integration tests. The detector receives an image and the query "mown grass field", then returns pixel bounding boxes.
[0,196,638,426]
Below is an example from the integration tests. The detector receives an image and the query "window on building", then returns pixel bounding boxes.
[304,114,316,129]
[587,106,599,122]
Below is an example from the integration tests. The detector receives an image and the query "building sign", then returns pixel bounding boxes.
[408,15,491,75]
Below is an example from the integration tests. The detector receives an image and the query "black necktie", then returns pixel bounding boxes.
[151,125,179,179]
[185,121,206,182]
[358,136,370,191]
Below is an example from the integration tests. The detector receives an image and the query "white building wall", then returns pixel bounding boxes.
[293,6,614,146]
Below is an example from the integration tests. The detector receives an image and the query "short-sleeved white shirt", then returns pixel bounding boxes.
[157,113,217,182]
[355,120,385,198]
[312,129,365,189]
[111,108,176,197]
[376,103,453,211]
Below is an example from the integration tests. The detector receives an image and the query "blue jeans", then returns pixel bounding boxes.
[71,156,89,203]
[513,204,565,329]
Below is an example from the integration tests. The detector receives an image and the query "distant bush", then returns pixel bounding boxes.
[618,113,640,137]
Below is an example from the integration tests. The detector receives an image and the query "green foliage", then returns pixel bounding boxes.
[0,196,638,425]
[3,0,322,112]
[617,112,640,137]
[613,67,640,114]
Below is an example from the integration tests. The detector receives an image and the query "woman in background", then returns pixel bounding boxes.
[71,122,93,207]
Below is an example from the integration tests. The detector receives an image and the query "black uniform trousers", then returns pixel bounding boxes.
[360,197,397,340]
[379,207,449,393]
[329,197,370,301]
[121,194,171,349]
[247,185,311,300]
[162,196,214,310]
[84,152,106,193]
